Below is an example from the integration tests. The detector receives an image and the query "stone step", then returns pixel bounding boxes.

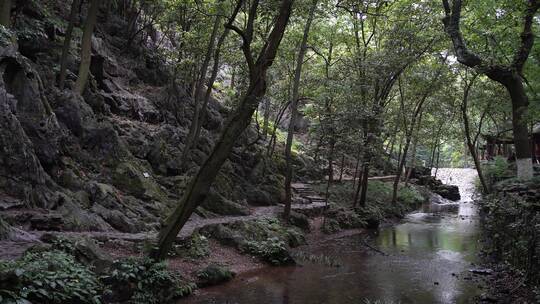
[304,195,326,202]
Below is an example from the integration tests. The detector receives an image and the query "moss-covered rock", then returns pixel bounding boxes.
[39,234,113,273]
[201,191,250,216]
[201,218,305,264]
[287,211,310,231]
[112,161,165,201]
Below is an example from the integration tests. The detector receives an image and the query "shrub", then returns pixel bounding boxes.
[479,192,540,286]
[397,186,425,206]
[0,250,101,304]
[482,156,512,189]
[102,257,194,304]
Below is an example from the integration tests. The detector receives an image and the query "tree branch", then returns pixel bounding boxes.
[512,0,540,71]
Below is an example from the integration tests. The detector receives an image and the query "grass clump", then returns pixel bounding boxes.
[243,237,295,265]
[196,264,235,287]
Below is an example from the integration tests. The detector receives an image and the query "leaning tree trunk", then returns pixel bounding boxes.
[59,0,81,89]
[150,0,293,261]
[74,0,100,94]
[0,0,11,27]
[460,73,490,193]
[463,101,489,194]
[283,0,317,220]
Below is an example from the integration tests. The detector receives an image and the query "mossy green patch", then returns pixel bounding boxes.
[112,161,166,201]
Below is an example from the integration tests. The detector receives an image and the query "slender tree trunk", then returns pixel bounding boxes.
[359,118,378,207]
[150,0,293,260]
[0,0,11,27]
[75,0,100,94]
[181,14,221,169]
[339,154,345,182]
[59,0,81,90]
[463,100,489,193]
[352,146,361,192]
[429,139,437,168]
[325,137,335,205]
[190,5,240,163]
[461,75,489,192]
[266,100,290,157]
[230,66,235,90]
[405,111,423,185]
[262,97,271,140]
[352,167,362,207]
[283,0,317,220]
[434,143,441,178]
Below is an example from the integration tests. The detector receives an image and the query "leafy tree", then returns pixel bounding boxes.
[441,0,539,180]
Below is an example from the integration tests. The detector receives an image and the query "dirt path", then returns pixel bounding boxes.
[0,195,327,260]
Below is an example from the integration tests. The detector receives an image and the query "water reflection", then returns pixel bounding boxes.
[180,169,481,304]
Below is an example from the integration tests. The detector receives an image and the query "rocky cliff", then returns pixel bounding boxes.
[0,0,305,236]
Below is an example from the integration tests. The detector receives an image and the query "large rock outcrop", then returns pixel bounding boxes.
[0,2,295,236]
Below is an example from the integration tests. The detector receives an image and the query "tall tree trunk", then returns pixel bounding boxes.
[74,0,100,94]
[180,14,221,169]
[358,163,369,207]
[434,143,441,178]
[59,0,81,90]
[506,77,533,179]
[283,0,317,220]
[150,0,293,261]
[0,0,11,27]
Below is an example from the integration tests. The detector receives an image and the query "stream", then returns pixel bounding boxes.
[182,168,482,304]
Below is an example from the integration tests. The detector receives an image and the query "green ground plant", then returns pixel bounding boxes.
[0,250,101,304]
